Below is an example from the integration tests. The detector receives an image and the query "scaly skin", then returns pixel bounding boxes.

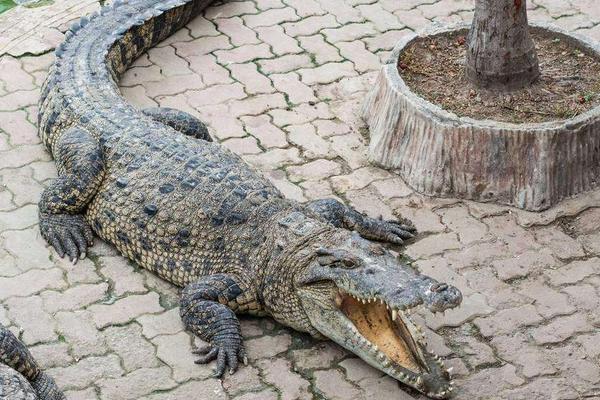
[0,324,64,400]
[36,0,463,397]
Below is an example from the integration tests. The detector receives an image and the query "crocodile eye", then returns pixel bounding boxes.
[316,247,362,269]
[329,258,360,269]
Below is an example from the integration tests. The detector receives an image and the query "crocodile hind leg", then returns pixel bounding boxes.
[142,107,212,141]
[306,198,416,245]
[0,324,64,399]
[39,127,104,263]
[180,274,253,377]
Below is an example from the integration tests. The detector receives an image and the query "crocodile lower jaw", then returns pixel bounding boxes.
[336,290,454,398]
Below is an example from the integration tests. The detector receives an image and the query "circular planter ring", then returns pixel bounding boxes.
[362,22,600,211]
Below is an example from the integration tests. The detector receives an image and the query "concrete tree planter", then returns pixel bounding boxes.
[362,22,600,211]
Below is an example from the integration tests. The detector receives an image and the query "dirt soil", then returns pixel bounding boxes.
[399,31,600,124]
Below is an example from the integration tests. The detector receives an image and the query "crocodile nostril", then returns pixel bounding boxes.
[430,283,448,293]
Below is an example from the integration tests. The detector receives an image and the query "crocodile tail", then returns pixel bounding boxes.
[38,0,214,151]
[0,323,40,382]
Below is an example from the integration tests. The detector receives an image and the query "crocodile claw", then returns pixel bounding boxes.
[39,213,94,264]
[357,216,417,245]
[193,341,247,377]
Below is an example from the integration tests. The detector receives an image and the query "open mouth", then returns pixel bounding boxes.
[334,290,454,398]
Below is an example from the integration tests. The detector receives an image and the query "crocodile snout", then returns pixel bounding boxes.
[424,283,462,313]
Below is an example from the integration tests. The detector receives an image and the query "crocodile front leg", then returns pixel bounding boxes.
[39,127,104,263]
[142,107,212,141]
[306,198,416,245]
[1,323,64,400]
[180,273,254,377]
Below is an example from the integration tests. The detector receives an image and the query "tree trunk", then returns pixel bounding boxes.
[466,0,540,90]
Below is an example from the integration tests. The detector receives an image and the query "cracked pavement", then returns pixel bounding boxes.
[1,0,600,399]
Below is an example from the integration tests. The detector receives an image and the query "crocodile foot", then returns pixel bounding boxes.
[39,213,94,263]
[356,215,417,245]
[193,340,248,377]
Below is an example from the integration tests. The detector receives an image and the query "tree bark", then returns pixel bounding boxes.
[466,0,540,90]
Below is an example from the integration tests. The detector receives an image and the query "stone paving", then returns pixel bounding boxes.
[1,0,600,399]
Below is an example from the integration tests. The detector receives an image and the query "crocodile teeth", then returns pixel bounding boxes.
[334,292,343,307]
[446,367,453,374]
[392,309,398,321]
[416,376,424,387]
[439,391,446,397]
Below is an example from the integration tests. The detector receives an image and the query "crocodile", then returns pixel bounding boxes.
[0,324,64,400]
[36,0,463,398]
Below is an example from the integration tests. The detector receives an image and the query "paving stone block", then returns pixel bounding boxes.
[405,232,461,260]
[357,3,404,31]
[243,7,300,28]
[205,1,258,19]
[474,304,544,337]
[229,62,274,94]
[245,147,302,170]
[284,0,325,17]
[152,331,212,381]
[55,310,107,358]
[104,324,159,372]
[291,341,346,371]
[186,82,247,107]
[269,102,333,126]
[298,61,358,85]
[89,292,163,328]
[257,357,311,400]
[265,170,307,202]
[532,314,592,344]
[145,380,227,400]
[222,364,264,396]
[255,25,302,55]
[437,206,488,245]
[241,115,288,148]
[49,354,123,391]
[322,22,377,43]
[6,295,57,344]
[271,72,316,104]
[97,366,176,400]
[283,15,340,37]
[0,268,65,300]
[215,16,260,46]
[99,256,146,297]
[491,333,557,378]
[286,123,331,158]
[534,225,586,259]
[546,258,600,286]
[29,342,72,369]
[492,248,557,281]
[318,0,363,24]
[245,333,292,360]
[259,54,313,74]
[337,40,381,73]
[187,54,233,85]
[147,45,192,76]
[313,369,363,400]
[42,283,108,313]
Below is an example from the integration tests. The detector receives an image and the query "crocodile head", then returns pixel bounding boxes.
[296,232,462,399]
